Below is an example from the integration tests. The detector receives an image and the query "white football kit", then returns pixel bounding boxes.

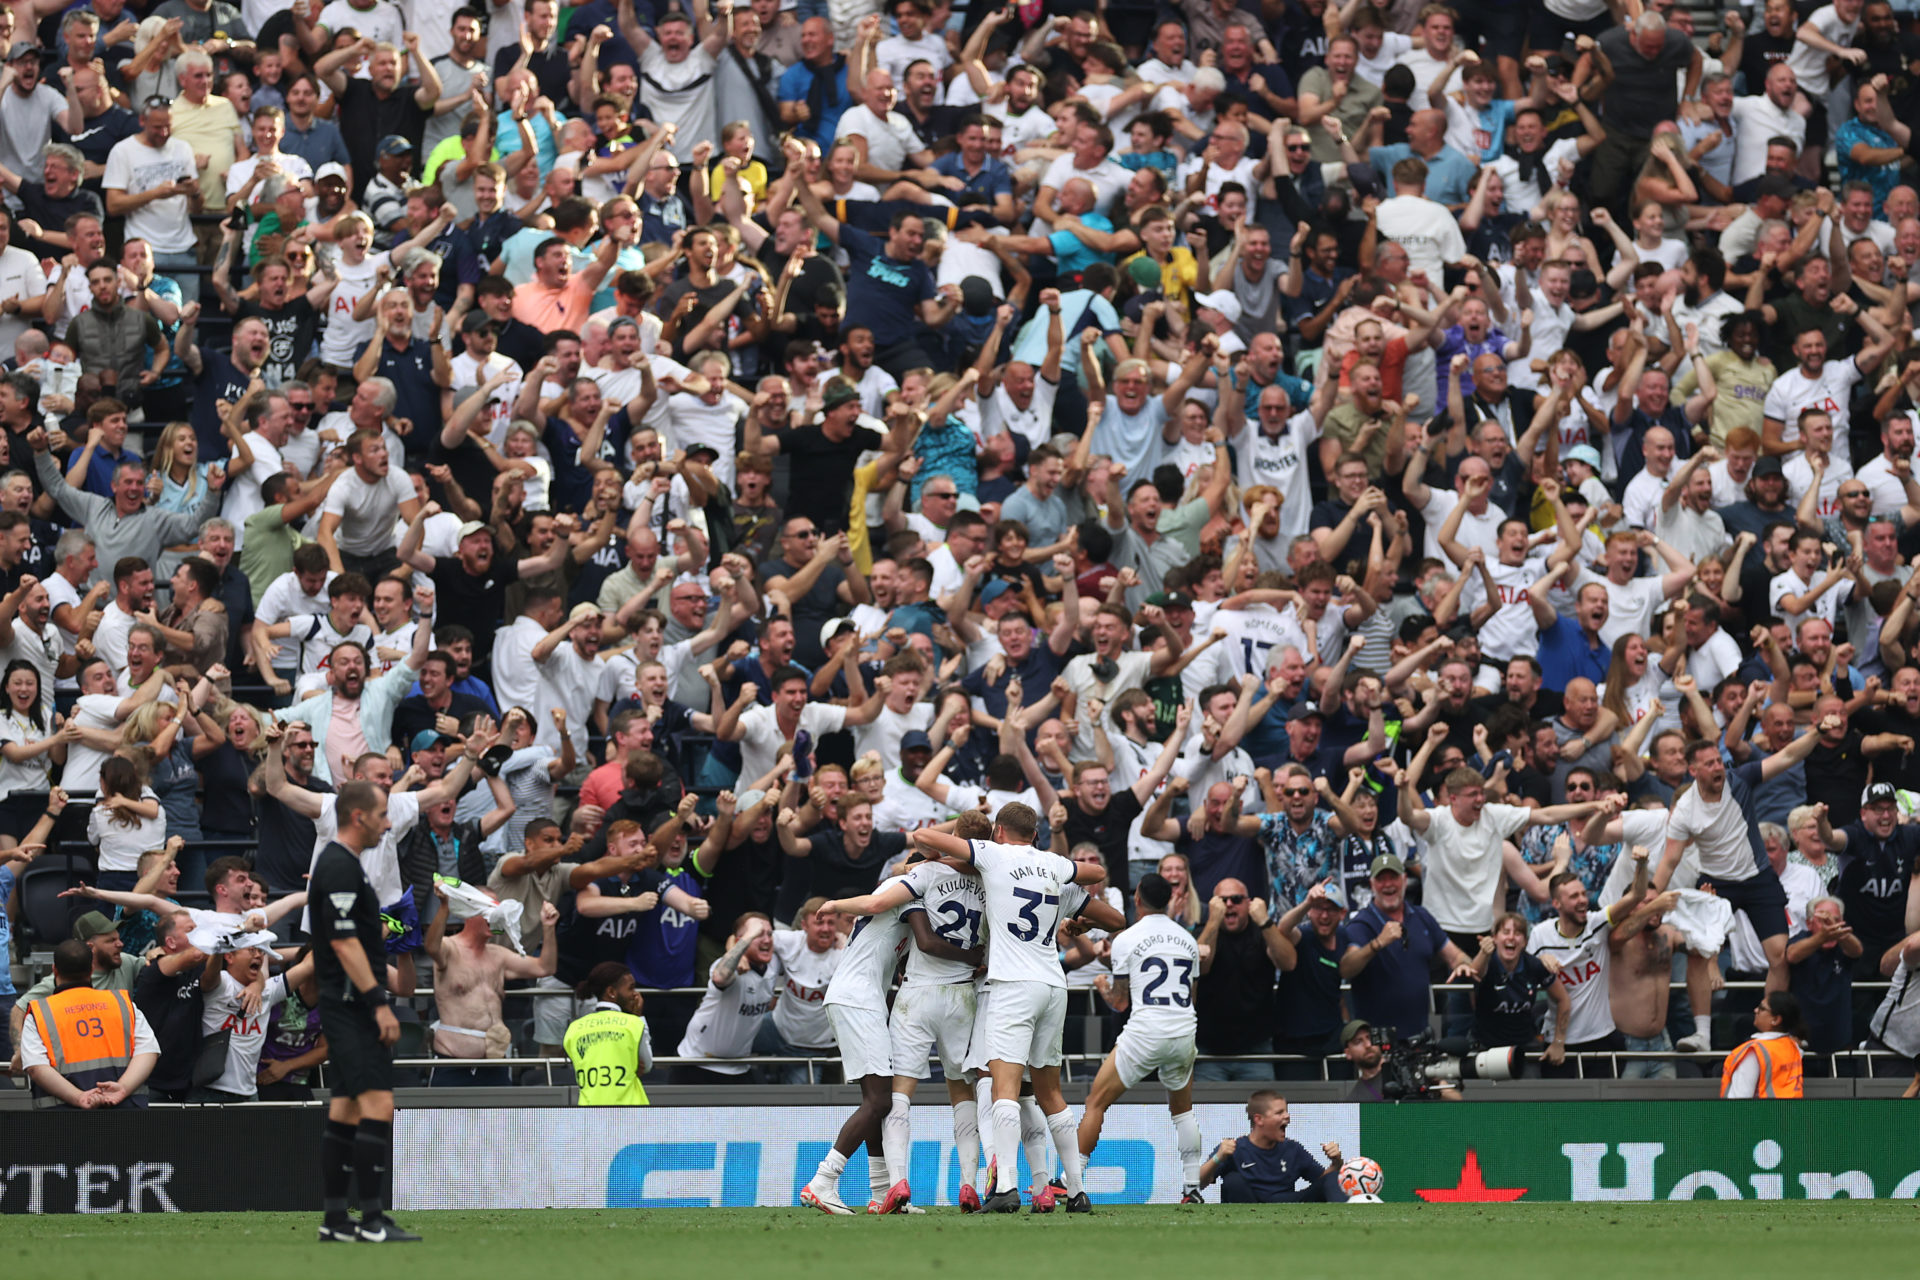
[971,841,1080,1069]
[1107,913,1201,1090]
[824,862,936,1079]
[891,867,986,1079]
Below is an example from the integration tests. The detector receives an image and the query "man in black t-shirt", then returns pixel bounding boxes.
[251,721,334,892]
[227,258,325,387]
[777,796,909,908]
[130,910,207,1102]
[308,780,417,1244]
[399,513,571,669]
[1193,881,1286,1079]
[315,36,439,200]
[762,378,886,529]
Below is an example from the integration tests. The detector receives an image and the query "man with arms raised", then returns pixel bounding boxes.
[1658,724,1829,996]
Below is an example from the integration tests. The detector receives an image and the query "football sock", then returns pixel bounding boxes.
[353,1119,392,1221]
[973,1076,995,1166]
[1019,1097,1050,1186]
[991,1099,1021,1193]
[1173,1110,1203,1188]
[882,1094,914,1194]
[809,1147,847,1195]
[868,1154,890,1203]
[321,1119,356,1221]
[1045,1108,1083,1197]
[953,1099,980,1192]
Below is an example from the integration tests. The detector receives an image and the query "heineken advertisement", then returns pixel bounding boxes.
[1359,1102,1920,1202]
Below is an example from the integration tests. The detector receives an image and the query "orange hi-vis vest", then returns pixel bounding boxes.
[1719,1035,1804,1098]
[27,986,142,1108]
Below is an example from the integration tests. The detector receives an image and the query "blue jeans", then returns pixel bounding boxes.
[1194,1040,1274,1082]
[152,251,201,306]
[1621,1031,1676,1081]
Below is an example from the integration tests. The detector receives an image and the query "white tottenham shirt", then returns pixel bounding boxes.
[900,867,988,986]
[677,962,780,1074]
[1108,912,1202,1038]
[971,839,1079,988]
[825,862,939,1012]
[770,930,841,1049]
[1529,908,1618,1045]
[200,971,291,1096]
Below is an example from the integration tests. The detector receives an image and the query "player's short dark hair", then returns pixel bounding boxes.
[994,801,1039,842]
[1137,872,1172,911]
[524,817,561,844]
[1245,1089,1283,1120]
[330,572,371,601]
[111,555,149,586]
[336,781,386,830]
[1548,870,1583,897]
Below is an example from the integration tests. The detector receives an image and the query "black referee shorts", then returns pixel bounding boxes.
[319,999,396,1097]
[1701,866,1790,941]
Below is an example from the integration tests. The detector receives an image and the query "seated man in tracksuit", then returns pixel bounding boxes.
[1197,1089,1350,1203]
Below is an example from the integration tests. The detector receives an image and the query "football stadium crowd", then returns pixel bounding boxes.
[5,0,1920,1107]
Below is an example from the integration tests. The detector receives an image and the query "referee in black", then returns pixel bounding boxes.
[310,781,419,1243]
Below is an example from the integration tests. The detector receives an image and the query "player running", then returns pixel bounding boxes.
[804,853,938,1214]
[910,802,1108,1213]
[1076,873,1205,1202]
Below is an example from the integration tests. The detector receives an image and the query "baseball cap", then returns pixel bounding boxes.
[1563,444,1601,469]
[377,135,414,158]
[1287,702,1325,722]
[1340,1018,1373,1046]
[1865,781,1899,807]
[1193,289,1243,325]
[1125,256,1163,290]
[900,730,934,753]
[7,42,39,63]
[1752,456,1786,478]
[820,617,857,649]
[980,579,1012,605]
[1144,590,1193,611]
[459,309,498,335]
[410,729,457,752]
[1307,882,1347,912]
[315,162,349,185]
[685,442,721,462]
[820,379,860,413]
[455,519,489,540]
[1369,852,1407,877]
[74,910,118,941]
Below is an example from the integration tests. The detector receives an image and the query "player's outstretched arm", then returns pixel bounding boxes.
[822,876,921,918]
[909,827,973,866]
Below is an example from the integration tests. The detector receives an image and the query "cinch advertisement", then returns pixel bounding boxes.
[1361,1101,1920,1202]
[394,1104,1361,1209]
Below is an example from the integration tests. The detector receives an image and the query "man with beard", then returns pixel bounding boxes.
[273,617,431,784]
[214,256,329,389]
[1855,412,1920,516]
[315,36,441,200]
[398,513,571,669]
[1433,295,1527,415]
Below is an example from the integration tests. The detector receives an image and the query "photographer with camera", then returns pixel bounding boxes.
[1339,1019,1462,1102]
[1194,1090,1350,1203]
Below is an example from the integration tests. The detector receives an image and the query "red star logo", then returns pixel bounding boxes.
[1414,1148,1528,1202]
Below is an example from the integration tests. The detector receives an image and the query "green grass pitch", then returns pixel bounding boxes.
[12,1203,1918,1279]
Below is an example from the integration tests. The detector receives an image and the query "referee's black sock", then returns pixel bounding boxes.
[354,1118,394,1221]
[322,1120,356,1222]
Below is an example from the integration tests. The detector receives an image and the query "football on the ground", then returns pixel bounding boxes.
[1338,1157,1385,1198]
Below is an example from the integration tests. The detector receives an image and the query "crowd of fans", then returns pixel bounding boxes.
[6,0,1920,1102]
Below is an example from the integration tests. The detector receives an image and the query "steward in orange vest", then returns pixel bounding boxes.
[1720,992,1807,1098]
[21,940,158,1109]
